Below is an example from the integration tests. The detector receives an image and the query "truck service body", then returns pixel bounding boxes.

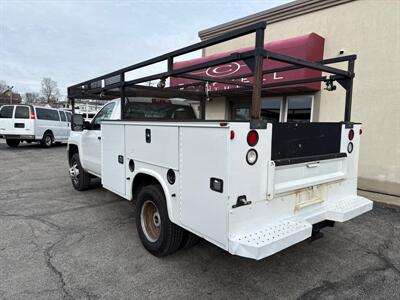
[67,22,372,260]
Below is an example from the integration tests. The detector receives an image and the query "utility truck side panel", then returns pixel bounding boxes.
[125,125,179,170]
[179,126,229,248]
[102,123,126,196]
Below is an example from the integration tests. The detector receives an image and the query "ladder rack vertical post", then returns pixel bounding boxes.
[344,59,354,122]
[251,28,265,120]
[120,73,125,120]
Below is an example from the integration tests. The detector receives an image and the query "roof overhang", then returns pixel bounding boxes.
[198,0,354,40]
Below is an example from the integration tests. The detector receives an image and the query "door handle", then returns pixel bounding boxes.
[98,136,101,140]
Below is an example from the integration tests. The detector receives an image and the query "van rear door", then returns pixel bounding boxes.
[0,105,15,135]
[12,105,35,137]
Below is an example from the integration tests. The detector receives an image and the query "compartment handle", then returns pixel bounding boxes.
[306,162,320,168]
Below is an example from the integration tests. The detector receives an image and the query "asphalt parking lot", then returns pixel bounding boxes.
[0,141,399,300]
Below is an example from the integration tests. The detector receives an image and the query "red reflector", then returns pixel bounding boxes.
[247,130,259,146]
[30,112,36,119]
[230,130,235,140]
[359,128,363,135]
[348,129,354,140]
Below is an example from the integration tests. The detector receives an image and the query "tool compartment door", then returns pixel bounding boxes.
[125,125,179,170]
[179,126,229,249]
[101,123,126,197]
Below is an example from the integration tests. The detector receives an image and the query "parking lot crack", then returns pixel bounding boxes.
[44,237,74,300]
[296,264,393,300]
[340,229,400,276]
[0,211,62,232]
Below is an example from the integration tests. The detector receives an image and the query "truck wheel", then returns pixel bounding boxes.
[69,153,91,191]
[6,139,20,148]
[136,184,183,256]
[180,230,200,250]
[41,132,53,148]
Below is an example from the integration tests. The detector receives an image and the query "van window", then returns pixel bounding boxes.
[0,105,14,118]
[59,111,67,122]
[15,106,30,119]
[66,112,72,122]
[36,108,60,121]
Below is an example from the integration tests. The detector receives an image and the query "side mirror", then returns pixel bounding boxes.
[83,121,91,129]
[71,114,84,131]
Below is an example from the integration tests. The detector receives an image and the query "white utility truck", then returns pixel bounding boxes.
[67,22,372,260]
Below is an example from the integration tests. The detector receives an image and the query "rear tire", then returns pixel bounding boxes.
[136,184,183,257]
[6,139,20,148]
[180,230,200,250]
[69,153,91,191]
[41,132,53,148]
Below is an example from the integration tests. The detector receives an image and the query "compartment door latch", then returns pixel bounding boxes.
[232,195,251,208]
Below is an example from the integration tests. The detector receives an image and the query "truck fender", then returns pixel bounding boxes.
[130,168,175,222]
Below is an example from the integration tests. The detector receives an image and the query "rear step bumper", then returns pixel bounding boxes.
[3,134,35,140]
[229,196,373,260]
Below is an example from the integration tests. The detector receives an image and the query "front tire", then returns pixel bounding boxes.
[136,184,183,257]
[6,139,20,148]
[69,153,91,191]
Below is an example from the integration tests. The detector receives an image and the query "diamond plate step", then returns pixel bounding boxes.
[325,196,373,222]
[229,220,312,260]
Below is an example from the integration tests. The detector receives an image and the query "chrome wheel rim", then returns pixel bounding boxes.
[45,135,52,146]
[69,161,79,184]
[140,200,161,242]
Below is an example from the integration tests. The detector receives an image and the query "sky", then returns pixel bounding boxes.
[0,0,290,98]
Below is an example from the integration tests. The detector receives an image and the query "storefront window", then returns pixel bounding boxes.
[231,95,313,122]
[233,107,250,120]
[287,96,313,122]
[261,97,282,122]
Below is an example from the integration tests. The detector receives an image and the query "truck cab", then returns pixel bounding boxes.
[68,98,197,178]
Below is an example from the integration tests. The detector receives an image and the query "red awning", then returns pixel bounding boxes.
[170,33,325,93]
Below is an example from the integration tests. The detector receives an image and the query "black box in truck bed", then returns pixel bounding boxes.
[271,123,344,166]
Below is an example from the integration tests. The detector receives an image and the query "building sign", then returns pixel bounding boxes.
[170,33,325,93]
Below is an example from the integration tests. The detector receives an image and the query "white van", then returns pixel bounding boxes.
[0,104,72,147]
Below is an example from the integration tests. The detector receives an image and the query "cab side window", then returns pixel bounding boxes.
[91,103,115,130]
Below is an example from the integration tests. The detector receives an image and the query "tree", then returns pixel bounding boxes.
[41,77,60,103]
[24,92,40,103]
[0,80,8,94]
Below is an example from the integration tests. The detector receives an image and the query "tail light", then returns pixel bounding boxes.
[348,129,354,140]
[359,128,363,135]
[30,111,36,119]
[246,149,258,165]
[247,130,259,146]
[347,142,354,153]
[230,130,235,140]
